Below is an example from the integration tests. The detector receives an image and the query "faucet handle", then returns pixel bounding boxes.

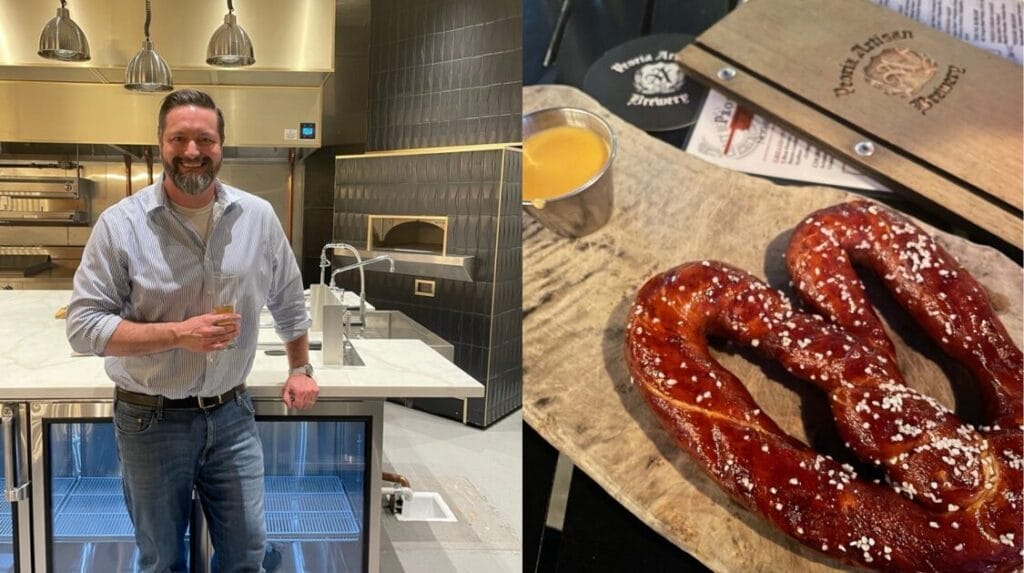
[341,310,352,342]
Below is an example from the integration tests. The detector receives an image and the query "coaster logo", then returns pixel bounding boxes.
[633,62,684,95]
[610,50,691,107]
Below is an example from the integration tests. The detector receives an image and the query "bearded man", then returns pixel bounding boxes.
[67,89,318,573]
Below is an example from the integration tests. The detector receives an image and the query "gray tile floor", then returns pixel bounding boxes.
[379,403,521,573]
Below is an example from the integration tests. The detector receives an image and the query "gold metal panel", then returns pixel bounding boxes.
[0,81,322,147]
[0,0,333,81]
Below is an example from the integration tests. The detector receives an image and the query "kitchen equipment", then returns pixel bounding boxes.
[6,400,378,573]
[331,146,522,428]
[0,164,91,226]
[0,253,53,277]
[522,107,616,238]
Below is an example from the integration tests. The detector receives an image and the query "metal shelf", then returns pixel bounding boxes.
[42,475,360,542]
[265,476,360,541]
[51,477,132,541]
[0,479,11,538]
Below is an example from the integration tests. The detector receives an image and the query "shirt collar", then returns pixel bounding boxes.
[141,173,240,215]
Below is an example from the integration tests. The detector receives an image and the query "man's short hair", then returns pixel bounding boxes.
[157,89,226,144]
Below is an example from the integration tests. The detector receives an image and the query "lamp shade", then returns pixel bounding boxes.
[38,6,90,62]
[124,39,173,92]
[207,12,255,67]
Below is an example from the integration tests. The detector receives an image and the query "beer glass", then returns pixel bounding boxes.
[212,272,239,350]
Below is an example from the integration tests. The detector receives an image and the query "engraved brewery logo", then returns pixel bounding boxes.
[863,48,937,97]
[611,50,691,107]
[832,30,965,115]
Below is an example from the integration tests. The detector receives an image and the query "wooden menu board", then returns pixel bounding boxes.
[676,0,1023,248]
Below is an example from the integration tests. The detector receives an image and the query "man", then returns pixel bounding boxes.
[67,89,319,572]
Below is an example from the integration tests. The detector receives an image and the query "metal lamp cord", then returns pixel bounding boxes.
[144,0,152,41]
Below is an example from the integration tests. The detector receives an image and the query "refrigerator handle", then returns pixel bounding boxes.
[2,406,29,502]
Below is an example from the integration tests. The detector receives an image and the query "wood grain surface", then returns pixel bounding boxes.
[694,0,1023,209]
[676,0,1024,248]
[522,84,1023,572]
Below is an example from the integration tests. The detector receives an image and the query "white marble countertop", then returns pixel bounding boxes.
[0,290,484,401]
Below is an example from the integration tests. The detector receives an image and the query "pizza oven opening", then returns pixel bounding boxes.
[367,215,447,255]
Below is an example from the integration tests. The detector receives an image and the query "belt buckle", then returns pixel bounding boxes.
[197,394,222,410]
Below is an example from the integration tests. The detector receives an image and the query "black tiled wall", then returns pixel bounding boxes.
[301,145,364,285]
[480,148,521,425]
[332,148,521,427]
[368,0,522,150]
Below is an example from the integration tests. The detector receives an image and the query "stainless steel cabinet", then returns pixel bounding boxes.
[1,399,382,572]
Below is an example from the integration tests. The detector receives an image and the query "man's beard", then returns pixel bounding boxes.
[163,156,220,196]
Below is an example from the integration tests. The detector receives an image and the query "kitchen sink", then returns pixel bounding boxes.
[358,311,454,362]
[259,309,453,364]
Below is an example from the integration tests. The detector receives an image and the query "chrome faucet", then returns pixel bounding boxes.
[329,255,395,333]
[318,242,362,286]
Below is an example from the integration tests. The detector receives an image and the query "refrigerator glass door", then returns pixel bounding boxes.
[33,401,381,573]
[0,403,31,572]
[31,403,190,573]
[252,417,370,573]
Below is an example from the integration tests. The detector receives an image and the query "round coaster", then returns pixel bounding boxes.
[582,34,707,132]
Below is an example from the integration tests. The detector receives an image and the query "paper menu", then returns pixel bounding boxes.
[685,90,891,192]
[874,0,1023,64]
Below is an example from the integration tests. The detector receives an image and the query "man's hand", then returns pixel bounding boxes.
[282,374,319,410]
[174,312,241,352]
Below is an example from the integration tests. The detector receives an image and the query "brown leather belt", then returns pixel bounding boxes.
[115,384,246,410]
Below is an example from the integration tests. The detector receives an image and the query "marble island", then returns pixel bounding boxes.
[0,290,483,401]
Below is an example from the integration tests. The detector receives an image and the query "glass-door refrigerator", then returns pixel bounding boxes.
[28,399,382,573]
[0,403,31,572]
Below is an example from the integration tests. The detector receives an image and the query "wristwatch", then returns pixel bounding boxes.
[289,363,314,378]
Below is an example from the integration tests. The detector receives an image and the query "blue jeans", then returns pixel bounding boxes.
[114,389,267,573]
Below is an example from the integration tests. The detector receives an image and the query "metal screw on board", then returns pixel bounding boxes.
[854,141,876,157]
[717,67,737,81]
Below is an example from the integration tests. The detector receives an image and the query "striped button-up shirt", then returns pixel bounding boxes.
[67,176,310,398]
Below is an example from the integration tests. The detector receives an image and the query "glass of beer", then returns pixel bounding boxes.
[212,272,239,350]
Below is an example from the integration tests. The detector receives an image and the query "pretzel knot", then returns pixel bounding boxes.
[624,201,1022,572]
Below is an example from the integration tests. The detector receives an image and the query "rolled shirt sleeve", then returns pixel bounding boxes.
[66,215,128,356]
[265,211,310,343]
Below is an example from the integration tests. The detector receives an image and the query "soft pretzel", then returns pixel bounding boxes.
[786,200,1022,428]
[624,258,1022,571]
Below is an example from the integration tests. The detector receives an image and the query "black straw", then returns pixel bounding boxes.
[543,0,573,68]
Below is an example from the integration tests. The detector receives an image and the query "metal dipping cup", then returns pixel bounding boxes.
[522,107,616,238]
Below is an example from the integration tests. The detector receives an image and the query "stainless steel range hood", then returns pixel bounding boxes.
[0,0,334,147]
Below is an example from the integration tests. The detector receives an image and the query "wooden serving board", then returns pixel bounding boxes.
[522,85,1023,572]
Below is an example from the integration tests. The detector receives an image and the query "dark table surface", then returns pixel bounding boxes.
[522,0,1022,571]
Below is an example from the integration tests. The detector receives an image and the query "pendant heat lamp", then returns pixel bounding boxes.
[207,0,255,67]
[124,0,173,92]
[38,0,91,62]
